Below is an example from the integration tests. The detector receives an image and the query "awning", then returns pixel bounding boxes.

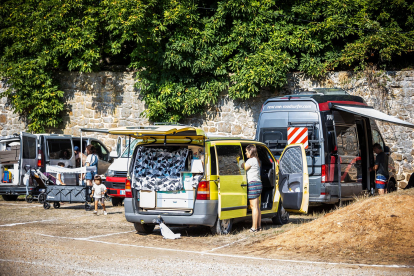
[331,104,414,128]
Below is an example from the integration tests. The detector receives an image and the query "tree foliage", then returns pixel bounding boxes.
[1,0,413,130]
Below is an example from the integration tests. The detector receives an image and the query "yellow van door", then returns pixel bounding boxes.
[277,144,309,214]
[215,144,248,220]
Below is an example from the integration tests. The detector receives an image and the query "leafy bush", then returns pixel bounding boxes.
[1,0,413,130]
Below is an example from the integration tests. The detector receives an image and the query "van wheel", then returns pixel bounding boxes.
[272,202,289,225]
[134,223,155,234]
[2,195,18,201]
[387,180,396,193]
[53,202,60,209]
[210,217,233,235]
[112,197,121,206]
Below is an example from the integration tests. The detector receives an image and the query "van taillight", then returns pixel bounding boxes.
[321,164,326,183]
[37,149,43,167]
[196,181,210,200]
[125,179,132,198]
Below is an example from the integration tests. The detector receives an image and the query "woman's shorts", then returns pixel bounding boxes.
[248,181,262,199]
[85,171,94,180]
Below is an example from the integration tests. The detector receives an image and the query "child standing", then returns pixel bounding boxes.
[91,175,107,215]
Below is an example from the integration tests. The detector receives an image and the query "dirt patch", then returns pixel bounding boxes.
[246,189,414,265]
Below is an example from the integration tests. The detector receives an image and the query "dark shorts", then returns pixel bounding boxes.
[248,181,262,199]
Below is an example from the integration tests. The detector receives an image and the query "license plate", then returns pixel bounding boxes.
[120,190,125,195]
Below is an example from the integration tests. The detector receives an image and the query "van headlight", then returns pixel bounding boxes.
[106,170,115,177]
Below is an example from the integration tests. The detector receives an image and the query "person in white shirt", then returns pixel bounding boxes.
[241,144,262,232]
[91,175,107,215]
[56,162,66,185]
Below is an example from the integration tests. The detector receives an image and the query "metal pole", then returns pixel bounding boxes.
[80,130,83,168]
[127,135,131,177]
[332,120,342,207]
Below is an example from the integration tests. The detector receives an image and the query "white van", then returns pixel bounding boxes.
[0,132,112,201]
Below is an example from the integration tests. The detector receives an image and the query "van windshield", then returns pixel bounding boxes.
[121,139,140,158]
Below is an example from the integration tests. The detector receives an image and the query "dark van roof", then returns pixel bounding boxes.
[263,88,366,111]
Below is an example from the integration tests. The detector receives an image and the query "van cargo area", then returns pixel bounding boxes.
[132,145,204,212]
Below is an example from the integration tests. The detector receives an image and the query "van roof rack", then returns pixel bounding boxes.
[311,88,349,95]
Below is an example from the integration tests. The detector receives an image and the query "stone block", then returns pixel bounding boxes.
[391,153,402,161]
[0,114,6,124]
[398,181,408,189]
[217,122,231,133]
[209,127,217,133]
[231,125,242,135]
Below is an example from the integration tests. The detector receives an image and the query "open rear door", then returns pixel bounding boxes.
[278,143,309,214]
[20,132,38,185]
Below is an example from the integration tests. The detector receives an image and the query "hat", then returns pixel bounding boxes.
[74,146,80,151]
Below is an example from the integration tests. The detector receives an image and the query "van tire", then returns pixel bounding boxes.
[210,217,233,235]
[112,197,123,206]
[2,195,18,201]
[272,202,289,225]
[387,180,396,193]
[134,223,155,234]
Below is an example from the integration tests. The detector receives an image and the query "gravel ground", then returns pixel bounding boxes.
[0,199,412,276]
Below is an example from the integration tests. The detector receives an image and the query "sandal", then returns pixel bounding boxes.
[249,228,257,233]
[257,227,262,232]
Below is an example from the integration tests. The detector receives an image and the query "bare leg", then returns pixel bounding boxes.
[378,189,385,195]
[94,199,98,211]
[257,200,262,229]
[250,198,259,230]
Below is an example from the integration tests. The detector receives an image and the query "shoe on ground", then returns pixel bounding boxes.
[249,228,257,233]
[104,211,107,216]
[93,210,97,215]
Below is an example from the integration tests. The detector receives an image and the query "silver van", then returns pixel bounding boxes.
[0,133,112,200]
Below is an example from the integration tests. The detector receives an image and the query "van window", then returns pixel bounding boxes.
[216,145,243,175]
[48,139,72,160]
[210,146,217,175]
[91,141,109,162]
[22,136,36,159]
[372,129,384,150]
[335,125,361,183]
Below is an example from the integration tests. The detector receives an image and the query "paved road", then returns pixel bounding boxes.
[0,200,412,276]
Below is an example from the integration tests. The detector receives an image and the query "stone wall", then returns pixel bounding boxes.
[1,70,413,187]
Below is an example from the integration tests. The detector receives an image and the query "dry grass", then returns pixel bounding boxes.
[243,188,414,265]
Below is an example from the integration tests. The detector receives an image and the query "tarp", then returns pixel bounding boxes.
[132,147,189,191]
[46,165,96,174]
[331,104,414,129]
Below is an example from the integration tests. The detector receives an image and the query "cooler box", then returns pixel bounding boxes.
[156,190,195,209]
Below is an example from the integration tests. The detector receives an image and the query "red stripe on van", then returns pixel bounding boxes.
[319,101,367,111]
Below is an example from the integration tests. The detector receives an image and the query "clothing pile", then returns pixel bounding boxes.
[132,147,189,191]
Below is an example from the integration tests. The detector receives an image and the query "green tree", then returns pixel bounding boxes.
[1,0,413,130]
